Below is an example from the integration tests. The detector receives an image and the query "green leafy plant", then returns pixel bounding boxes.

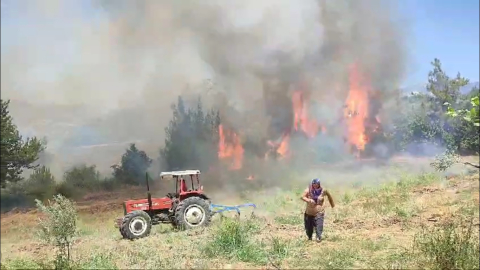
[36,195,78,269]
[430,150,460,172]
[414,218,479,270]
[445,96,479,127]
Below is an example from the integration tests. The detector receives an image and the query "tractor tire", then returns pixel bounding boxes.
[119,227,127,239]
[119,210,152,240]
[174,197,212,230]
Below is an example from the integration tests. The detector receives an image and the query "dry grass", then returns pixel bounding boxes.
[1,164,479,269]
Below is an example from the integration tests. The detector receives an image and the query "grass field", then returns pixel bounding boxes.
[1,157,479,269]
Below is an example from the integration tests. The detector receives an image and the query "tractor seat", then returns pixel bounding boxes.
[180,179,188,193]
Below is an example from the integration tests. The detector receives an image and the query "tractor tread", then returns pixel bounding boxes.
[120,210,152,240]
[174,196,212,230]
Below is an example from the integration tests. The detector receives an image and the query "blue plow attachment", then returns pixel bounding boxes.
[210,203,257,216]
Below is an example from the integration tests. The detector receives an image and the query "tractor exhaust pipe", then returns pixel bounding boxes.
[146,172,152,210]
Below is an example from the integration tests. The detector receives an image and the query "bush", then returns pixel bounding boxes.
[36,194,78,269]
[0,183,32,212]
[24,166,56,202]
[55,181,79,199]
[112,144,152,185]
[414,217,479,270]
[203,217,266,264]
[430,150,460,172]
[63,164,102,191]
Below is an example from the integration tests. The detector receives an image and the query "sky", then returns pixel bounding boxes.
[400,0,479,86]
[1,0,479,88]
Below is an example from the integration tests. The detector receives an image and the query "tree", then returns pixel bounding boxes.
[1,99,46,188]
[36,195,78,269]
[427,58,469,111]
[423,59,477,152]
[160,96,220,172]
[112,143,152,185]
[24,166,56,202]
[63,164,101,191]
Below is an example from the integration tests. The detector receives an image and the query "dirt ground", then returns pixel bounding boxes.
[1,156,479,269]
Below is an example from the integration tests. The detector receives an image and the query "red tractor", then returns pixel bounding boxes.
[115,170,212,240]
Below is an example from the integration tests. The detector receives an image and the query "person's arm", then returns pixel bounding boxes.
[301,188,313,203]
[324,189,335,208]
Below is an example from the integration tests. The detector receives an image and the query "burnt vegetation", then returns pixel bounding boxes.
[1,59,479,213]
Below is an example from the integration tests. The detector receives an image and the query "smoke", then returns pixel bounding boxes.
[1,0,409,179]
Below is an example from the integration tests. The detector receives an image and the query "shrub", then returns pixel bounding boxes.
[203,217,266,264]
[55,181,79,199]
[24,166,56,202]
[63,164,102,191]
[414,217,479,270]
[430,150,460,172]
[0,183,31,212]
[36,195,78,269]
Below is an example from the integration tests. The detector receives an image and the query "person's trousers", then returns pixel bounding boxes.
[304,212,324,240]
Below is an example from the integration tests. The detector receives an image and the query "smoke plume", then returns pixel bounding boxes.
[1,0,409,179]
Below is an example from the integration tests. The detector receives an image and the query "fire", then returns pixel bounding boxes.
[344,63,369,154]
[218,124,244,170]
[266,133,290,159]
[292,90,319,138]
[277,134,290,158]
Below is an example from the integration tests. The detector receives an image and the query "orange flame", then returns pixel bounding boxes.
[344,63,369,154]
[266,133,291,159]
[218,124,244,170]
[292,90,319,138]
[277,134,290,158]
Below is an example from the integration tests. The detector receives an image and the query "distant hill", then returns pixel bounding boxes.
[400,81,479,96]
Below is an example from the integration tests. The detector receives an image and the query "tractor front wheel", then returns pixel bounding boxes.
[120,210,152,240]
[174,197,211,230]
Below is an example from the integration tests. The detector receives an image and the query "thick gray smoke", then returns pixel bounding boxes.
[1,0,409,178]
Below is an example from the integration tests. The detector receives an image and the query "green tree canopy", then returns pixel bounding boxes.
[64,164,102,191]
[160,96,220,172]
[24,166,56,202]
[1,99,45,188]
[112,143,152,185]
[427,58,469,111]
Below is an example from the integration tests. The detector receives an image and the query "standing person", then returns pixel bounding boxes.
[301,178,335,242]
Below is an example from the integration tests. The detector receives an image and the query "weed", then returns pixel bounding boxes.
[270,237,291,259]
[361,238,387,252]
[76,253,118,269]
[342,191,354,204]
[314,247,360,269]
[414,217,479,270]
[203,217,266,264]
[325,233,343,242]
[1,258,50,270]
[274,215,302,225]
[374,249,413,270]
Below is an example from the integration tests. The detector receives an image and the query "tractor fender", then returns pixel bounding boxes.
[198,194,211,201]
[181,193,211,202]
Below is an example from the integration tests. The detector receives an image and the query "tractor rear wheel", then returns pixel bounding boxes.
[174,197,211,230]
[120,210,152,240]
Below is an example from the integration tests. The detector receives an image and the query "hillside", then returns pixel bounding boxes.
[1,156,479,269]
[400,81,479,96]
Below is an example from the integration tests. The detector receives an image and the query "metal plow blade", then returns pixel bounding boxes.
[210,203,257,217]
